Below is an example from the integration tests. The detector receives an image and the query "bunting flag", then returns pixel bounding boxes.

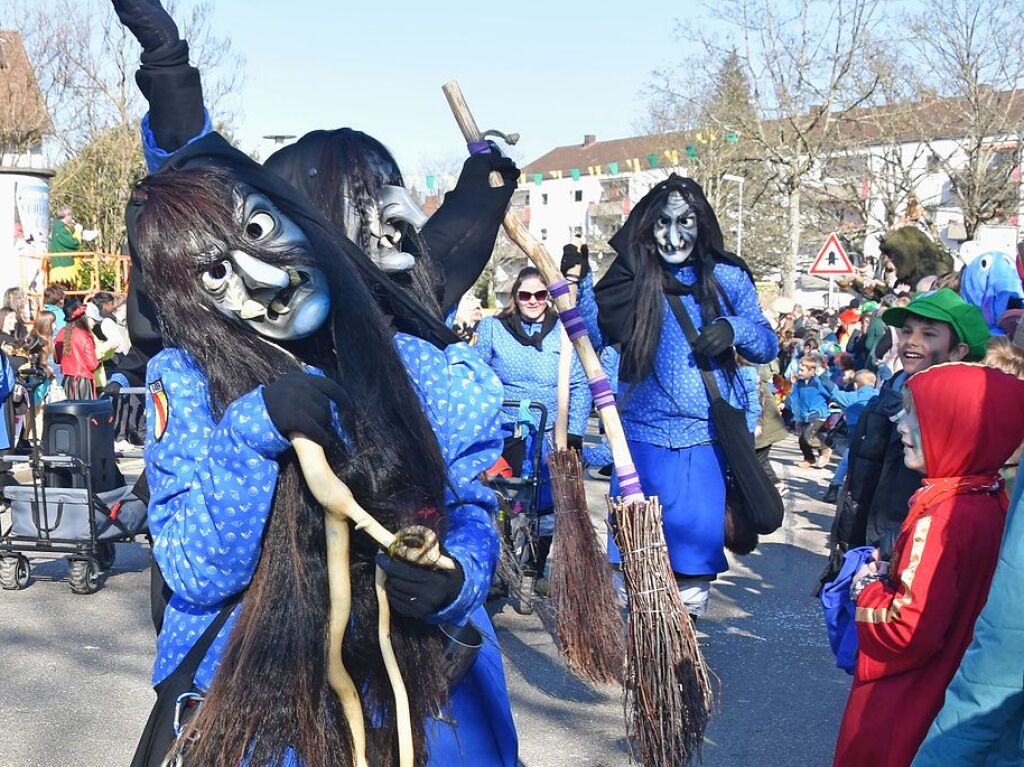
[441,133,743,190]
[426,174,436,191]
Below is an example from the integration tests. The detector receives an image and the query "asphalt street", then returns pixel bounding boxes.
[0,437,850,766]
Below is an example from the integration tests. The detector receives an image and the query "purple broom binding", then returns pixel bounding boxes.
[557,306,588,341]
[547,278,571,298]
[588,376,616,410]
[615,464,644,501]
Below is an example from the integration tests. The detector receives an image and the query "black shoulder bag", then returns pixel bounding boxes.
[666,294,784,536]
[130,597,238,767]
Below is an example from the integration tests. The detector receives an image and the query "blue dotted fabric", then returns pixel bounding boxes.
[584,262,778,448]
[473,313,589,438]
[0,352,14,450]
[141,110,213,172]
[737,365,763,433]
[144,334,504,690]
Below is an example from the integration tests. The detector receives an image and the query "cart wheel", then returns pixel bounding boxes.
[95,542,116,571]
[68,558,100,595]
[0,555,30,590]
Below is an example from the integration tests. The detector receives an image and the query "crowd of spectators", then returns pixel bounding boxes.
[0,283,144,461]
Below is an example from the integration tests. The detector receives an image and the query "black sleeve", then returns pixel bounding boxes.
[594,255,636,347]
[136,41,206,155]
[422,153,517,315]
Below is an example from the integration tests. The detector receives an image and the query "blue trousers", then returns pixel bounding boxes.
[609,441,728,576]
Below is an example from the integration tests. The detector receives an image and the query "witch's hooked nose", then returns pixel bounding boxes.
[231,251,291,292]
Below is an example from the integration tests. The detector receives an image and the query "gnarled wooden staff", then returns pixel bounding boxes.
[292,435,454,767]
[442,81,713,765]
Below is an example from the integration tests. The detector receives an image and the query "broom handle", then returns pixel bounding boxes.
[553,266,579,450]
[442,81,643,502]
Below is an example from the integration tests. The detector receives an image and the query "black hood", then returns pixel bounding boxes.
[597,174,753,345]
[125,132,457,353]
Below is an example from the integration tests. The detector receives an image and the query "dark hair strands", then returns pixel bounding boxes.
[132,166,450,767]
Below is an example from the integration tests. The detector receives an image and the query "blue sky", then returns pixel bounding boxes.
[202,1,695,176]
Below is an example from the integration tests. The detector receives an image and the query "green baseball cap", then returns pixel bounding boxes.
[882,288,990,360]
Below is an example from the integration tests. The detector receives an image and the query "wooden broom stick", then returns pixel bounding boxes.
[442,80,642,503]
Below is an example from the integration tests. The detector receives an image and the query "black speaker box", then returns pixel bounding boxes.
[42,400,124,492]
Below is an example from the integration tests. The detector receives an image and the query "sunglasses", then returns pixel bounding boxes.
[517,289,549,302]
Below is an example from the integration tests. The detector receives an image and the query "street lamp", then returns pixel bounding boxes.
[722,173,745,260]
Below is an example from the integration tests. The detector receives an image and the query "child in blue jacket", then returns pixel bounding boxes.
[817,369,879,501]
[789,352,831,468]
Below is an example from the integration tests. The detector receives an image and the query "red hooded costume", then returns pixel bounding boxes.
[833,363,1024,767]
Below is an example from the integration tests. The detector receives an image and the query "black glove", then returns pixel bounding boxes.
[456,152,519,193]
[111,0,181,54]
[692,320,735,357]
[102,381,123,398]
[375,553,465,620]
[262,372,347,448]
[560,244,591,281]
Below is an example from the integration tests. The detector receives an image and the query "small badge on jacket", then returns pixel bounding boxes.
[149,380,169,441]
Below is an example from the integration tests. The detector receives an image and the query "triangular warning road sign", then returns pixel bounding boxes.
[809,232,854,276]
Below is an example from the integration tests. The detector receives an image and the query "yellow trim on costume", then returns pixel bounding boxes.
[856,516,932,624]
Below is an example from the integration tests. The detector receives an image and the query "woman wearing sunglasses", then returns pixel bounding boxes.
[475,265,590,583]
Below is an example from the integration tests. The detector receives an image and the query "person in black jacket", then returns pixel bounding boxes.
[819,289,990,589]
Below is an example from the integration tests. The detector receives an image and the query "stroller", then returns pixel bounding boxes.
[0,371,148,594]
[483,400,550,615]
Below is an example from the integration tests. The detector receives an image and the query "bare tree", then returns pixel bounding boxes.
[903,0,1024,240]
[6,0,243,252]
[647,0,884,295]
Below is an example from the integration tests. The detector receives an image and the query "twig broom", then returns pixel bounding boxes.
[548,271,623,684]
[442,81,713,765]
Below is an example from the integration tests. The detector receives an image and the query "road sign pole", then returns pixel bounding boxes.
[828,276,834,309]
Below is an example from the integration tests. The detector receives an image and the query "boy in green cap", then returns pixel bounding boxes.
[818,288,990,588]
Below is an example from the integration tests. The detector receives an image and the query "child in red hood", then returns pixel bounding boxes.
[833,362,1024,767]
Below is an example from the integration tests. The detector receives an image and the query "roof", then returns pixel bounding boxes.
[523,131,700,175]
[0,30,52,144]
[522,88,1024,175]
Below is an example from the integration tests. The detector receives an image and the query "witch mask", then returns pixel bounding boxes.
[341,184,426,274]
[654,191,698,265]
[199,184,330,340]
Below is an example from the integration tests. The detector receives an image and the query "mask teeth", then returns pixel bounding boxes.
[286,268,303,287]
[269,299,291,315]
[239,299,268,320]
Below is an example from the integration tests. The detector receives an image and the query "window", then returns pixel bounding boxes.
[574,227,583,237]
[573,190,583,202]
[541,228,548,241]
[541,193,549,205]
[600,177,630,202]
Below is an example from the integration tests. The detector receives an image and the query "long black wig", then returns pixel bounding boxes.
[128,137,457,767]
[265,128,445,319]
[595,174,754,384]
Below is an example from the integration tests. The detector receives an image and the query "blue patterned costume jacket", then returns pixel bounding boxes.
[581,262,777,448]
[145,334,516,765]
[473,312,589,439]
